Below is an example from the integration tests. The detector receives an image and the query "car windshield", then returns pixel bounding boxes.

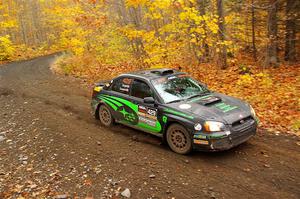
[151,75,210,103]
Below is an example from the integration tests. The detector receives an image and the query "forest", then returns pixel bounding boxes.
[0,0,299,134]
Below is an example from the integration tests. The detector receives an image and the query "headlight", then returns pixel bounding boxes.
[250,105,256,117]
[204,121,225,132]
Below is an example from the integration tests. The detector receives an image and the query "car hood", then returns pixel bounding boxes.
[165,92,251,124]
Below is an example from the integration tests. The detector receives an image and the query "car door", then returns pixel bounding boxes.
[130,79,162,134]
[102,76,140,125]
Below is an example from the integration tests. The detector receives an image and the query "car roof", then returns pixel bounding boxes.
[120,68,185,81]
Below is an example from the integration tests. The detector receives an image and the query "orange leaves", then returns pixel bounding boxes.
[75,14,107,29]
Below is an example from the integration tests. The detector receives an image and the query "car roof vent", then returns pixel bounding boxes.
[150,69,175,76]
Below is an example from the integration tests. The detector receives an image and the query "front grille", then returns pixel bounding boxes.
[229,116,256,146]
[231,116,255,133]
[230,122,256,146]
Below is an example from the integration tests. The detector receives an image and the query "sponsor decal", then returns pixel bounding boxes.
[162,116,168,123]
[120,83,130,93]
[193,134,206,139]
[116,78,132,93]
[120,87,129,92]
[215,102,238,113]
[117,106,138,124]
[122,78,133,84]
[138,105,158,127]
[194,139,209,145]
[179,104,191,110]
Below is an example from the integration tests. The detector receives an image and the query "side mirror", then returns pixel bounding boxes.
[143,97,155,104]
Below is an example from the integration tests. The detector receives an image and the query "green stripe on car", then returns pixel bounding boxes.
[164,108,193,119]
[99,94,162,133]
[100,98,118,111]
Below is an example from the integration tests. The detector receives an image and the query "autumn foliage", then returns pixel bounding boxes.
[0,0,299,134]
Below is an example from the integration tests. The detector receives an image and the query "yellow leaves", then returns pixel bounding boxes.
[190,27,205,35]
[58,29,87,56]
[144,0,173,21]
[152,12,162,20]
[179,7,200,22]
[125,0,148,8]
[0,35,15,61]
[93,25,134,66]
[159,23,178,34]
[121,26,145,40]
[0,2,18,32]
[142,31,155,42]
[292,120,300,131]
[237,74,254,86]
[0,20,17,29]
[237,72,273,88]
[206,20,219,34]
[190,38,197,43]
[151,0,172,10]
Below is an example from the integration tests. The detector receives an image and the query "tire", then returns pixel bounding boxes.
[166,124,192,154]
[98,104,114,127]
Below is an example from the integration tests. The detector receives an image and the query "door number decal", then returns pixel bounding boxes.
[138,105,157,127]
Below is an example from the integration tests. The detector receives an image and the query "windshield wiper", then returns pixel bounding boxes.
[167,99,183,104]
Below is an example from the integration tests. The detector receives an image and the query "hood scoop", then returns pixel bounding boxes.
[196,95,222,106]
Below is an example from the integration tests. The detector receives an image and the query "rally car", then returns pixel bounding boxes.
[91,69,258,154]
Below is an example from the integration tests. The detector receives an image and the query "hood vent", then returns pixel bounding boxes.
[197,96,222,106]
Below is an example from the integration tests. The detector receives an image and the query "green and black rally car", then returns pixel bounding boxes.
[91,69,258,154]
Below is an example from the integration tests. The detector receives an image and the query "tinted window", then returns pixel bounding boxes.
[111,77,133,95]
[131,79,153,99]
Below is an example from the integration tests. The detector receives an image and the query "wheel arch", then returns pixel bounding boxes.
[94,101,106,120]
[162,117,194,142]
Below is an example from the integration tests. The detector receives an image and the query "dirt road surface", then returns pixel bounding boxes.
[0,54,299,199]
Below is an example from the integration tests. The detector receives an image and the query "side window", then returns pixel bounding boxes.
[111,77,132,95]
[131,79,153,99]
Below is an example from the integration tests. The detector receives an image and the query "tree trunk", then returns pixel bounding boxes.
[197,0,209,62]
[216,0,227,69]
[265,0,279,67]
[284,0,298,62]
[251,0,257,61]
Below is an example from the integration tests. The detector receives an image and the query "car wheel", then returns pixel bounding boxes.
[99,104,114,127]
[166,124,192,154]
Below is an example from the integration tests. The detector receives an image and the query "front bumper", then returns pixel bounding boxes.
[193,120,257,151]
